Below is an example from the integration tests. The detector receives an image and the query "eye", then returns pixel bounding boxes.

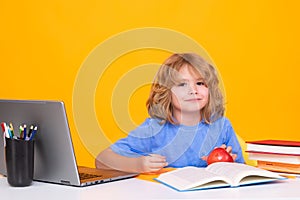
[196,81,205,86]
[177,82,188,87]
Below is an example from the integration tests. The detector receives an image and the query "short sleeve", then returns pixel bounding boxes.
[223,119,245,163]
[110,118,164,157]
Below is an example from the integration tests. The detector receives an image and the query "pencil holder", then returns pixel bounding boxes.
[5,137,34,187]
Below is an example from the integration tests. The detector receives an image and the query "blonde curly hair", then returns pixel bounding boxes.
[146,53,224,124]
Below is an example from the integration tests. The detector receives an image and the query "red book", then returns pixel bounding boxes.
[246,140,300,155]
[247,140,300,147]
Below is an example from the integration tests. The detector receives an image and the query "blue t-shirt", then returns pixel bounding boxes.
[110,117,245,167]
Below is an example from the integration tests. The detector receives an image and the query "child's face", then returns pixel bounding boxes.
[171,65,209,117]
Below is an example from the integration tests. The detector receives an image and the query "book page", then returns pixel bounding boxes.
[206,162,282,186]
[247,143,300,154]
[156,166,230,191]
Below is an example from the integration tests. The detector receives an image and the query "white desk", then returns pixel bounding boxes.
[1,177,300,200]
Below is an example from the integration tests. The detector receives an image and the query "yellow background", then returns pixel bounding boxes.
[1,1,300,167]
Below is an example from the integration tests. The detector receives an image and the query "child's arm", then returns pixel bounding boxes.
[95,147,168,173]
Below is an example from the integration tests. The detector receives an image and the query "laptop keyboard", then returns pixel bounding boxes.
[79,173,102,180]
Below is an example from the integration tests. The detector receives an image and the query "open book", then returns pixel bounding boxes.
[154,162,285,191]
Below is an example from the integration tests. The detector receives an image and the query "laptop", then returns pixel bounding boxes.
[0,99,138,187]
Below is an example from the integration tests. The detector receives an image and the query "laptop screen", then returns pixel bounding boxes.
[0,100,81,185]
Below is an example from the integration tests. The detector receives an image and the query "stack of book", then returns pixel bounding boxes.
[246,140,300,174]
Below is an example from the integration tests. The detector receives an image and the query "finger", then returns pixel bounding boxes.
[147,167,164,173]
[148,162,168,172]
[226,146,232,153]
[148,154,166,159]
[231,154,237,161]
[149,161,168,168]
[201,156,208,161]
[140,157,167,173]
[148,156,166,163]
[144,156,167,167]
[220,144,226,149]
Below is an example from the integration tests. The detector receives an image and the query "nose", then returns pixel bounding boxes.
[188,83,198,94]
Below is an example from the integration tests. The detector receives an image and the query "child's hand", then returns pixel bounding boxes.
[137,154,168,174]
[220,144,237,161]
[201,144,237,162]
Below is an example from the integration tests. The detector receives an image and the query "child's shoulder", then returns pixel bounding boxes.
[216,116,230,122]
[143,118,166,129]
[130,118,166,137]
[211,116,232,126]
[141,117,162,125]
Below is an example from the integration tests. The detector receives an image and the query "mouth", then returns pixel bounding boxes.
[185,98,201,102]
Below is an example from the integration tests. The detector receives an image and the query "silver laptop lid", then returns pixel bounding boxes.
[0,99,81,186]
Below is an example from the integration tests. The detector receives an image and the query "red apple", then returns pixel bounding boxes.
[206,147,234,165]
